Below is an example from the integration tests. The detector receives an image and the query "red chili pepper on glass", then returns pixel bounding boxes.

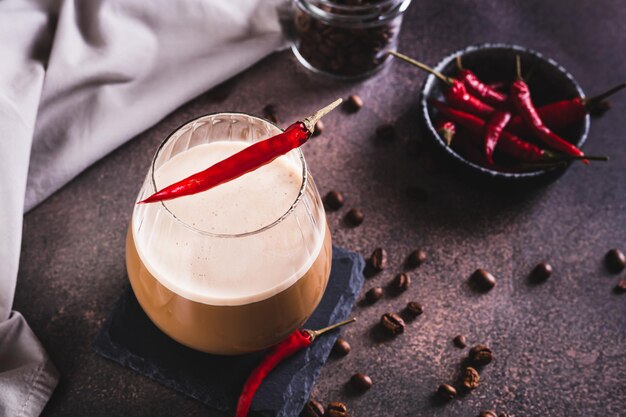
[389,51,495,118]
[138,99,343,204]
[456,56,508,107]
[235,318,356,417]
[510,55,586,159]
[431,100,607,164]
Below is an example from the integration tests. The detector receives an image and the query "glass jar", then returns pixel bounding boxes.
[126,113,332,355]
[291,0,412,78]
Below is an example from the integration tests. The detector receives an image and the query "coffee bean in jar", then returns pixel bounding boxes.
[291,0,412,78]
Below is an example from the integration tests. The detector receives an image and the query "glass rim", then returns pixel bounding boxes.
[148,112,309,239]
[294,0,412,25]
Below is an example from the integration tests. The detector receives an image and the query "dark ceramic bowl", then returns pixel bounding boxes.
[420,44,590,187]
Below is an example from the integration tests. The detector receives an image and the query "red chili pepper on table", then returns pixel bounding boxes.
[506,81,626,135]
[235,318,356,417]
[389,51,495,118]
[456,56,508,107]
[138,99,343,204]
[510,55,586,159]
[431,100,608,164]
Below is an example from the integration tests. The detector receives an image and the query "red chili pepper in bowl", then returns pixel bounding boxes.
[389,51,495,118]
[510,55,586,159]
[235,318,356,417]
[431,100,608,164]
[138,99,342,204]
[456,56,508,107]
[506,81,626,135]
[484,111,512,165]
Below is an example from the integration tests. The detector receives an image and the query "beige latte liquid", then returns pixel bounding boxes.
[126,140,331,355]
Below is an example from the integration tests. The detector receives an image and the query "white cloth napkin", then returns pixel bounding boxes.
[0,0,285,415]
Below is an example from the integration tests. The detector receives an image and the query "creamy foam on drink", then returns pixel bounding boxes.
[132,141,325,306]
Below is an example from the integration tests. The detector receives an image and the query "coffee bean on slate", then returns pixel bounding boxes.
[392,273,411,292]
[345,95,363,112]
[313,120,324,136]
[376,124,396,141]
[263,104,279,124]
[365,287,383,304]
[301,398,325,417]
[469,344,493,366]
[326,402,347,417]
[462,366,480,390]
[437,383,457,400]
[471,269,496,292]
[350,373,373,392]
[323,190,344,211]
[369,248,388,271]
[605,249,626,273]
[406,249,427,268]
[530,261,552,283]
[332,337,351,356]
[478,411,497,417]
[381,313,405,335]
[345,208,364,226]
[453,334,467,348]
[614,277,626,294]
[405,301,423,317]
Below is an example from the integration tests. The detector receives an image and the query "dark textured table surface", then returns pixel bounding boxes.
[17,1,625,416]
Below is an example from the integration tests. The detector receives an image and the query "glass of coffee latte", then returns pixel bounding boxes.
[126,113,331,355]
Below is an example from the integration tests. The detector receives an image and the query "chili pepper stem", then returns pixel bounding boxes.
[515,54,522,80]
[305,317,356,341]
[585,82,626,108]
[544,152,609,162]
[388,51,453,85]
[455,55,464,70]
[303,98,343,133]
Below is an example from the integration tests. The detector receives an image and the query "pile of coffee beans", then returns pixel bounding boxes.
[293,1,400,77]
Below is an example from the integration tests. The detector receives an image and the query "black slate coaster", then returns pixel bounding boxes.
[93,246,364,417]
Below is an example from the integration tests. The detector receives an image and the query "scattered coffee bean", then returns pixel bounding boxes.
[605,249,626,273]
[375,124,396,141]
[392,272,411,292]
[313,120,324,136]
[469,344,493,366]
[345,208,364,226]
[301,398,325,417]
[369,248,388,271]
[478,411,497,417]
[405,301,423,317]
[470,269,496,292]
[462,366,480,390]
[365,287,383,304]
[453,334,467,348]
[437,383,457,400]
[350,373,373,392]
[530,261,552,283]
[332,337,351,356]
[326,401,347,417]
[323,190,344,211]
[406,249,427,268]
[380,313,405,336]
[262,104,279,124]
[345,95,363,112]
[614,277,626,294]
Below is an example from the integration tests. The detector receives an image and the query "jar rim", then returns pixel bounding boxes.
[294,0,412,26]
[147,112,309,239]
